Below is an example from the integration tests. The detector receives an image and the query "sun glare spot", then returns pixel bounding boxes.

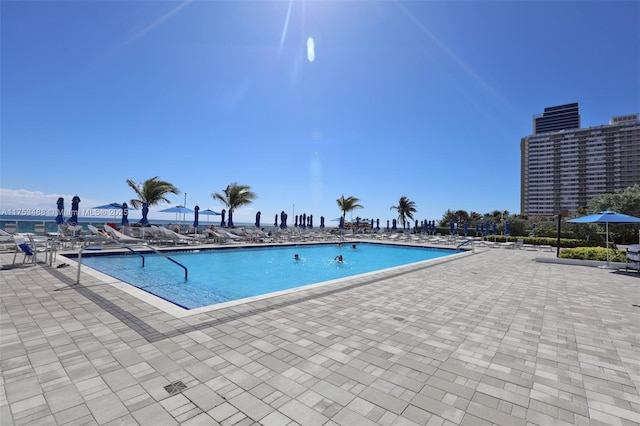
[307,37,315,62]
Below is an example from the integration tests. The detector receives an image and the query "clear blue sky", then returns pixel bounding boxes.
[1,1,639,225]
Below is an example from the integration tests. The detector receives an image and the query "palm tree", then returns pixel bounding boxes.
[390,196,417,228]
[212,183,257,214]
[336,195,363,221]
[126,176,180,209]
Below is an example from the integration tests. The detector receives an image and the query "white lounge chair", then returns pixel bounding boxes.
[104,224,145,243]
[157,226,196,245]
[12,236,36,265]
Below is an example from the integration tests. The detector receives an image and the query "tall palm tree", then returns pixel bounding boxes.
[212,183,257,214]
[336,195,363,221]
[126,176,180,209]
[390,196,417,228]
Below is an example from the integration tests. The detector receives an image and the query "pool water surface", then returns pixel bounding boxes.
[79,243,461,309]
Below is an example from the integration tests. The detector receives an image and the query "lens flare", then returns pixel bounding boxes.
[307,37,315,62]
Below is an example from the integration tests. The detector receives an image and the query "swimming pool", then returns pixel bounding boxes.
[78,243,461,309]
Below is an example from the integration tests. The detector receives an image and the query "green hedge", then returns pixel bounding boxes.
[558,247,626,262]
[483,235,609,248]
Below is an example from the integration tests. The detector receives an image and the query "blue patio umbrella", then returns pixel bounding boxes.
[339,217,345,229]
[255,211,261,228]
[280,211,288,229]
[386,220,389,230]
[227,209,234,228]
[92,202,123,210]
[568,211,640,266]
[159,205,194,214]
[463,220,468,236]
[300,213,306,229]
[320,216,325,228]
[392,219,397,230]
[309,215,313,228]
[493,222,497,235]
[159,205,194,227]
[294,215,298,227]
[355,218,360,230]
[274,213,278,227]
[121,203,129,227]
[485,221,490,235]
[475,222,479,235]
[55,198,65,225]
[68,195,80,225]
[200,209,220,225]
[221,209,226,227]
[139,203,149,225]
[449,220,454,235]
[415,220,419,232]
[376,219,380,230]
[505,220,510,236]
[193,205,200,228]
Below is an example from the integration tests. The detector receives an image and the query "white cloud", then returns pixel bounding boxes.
[0,188,101,216]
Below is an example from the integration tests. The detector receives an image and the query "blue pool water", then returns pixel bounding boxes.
[79,243,460,309]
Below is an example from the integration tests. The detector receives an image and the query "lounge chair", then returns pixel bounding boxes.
[104,224,145,243]
[217,229,247,242]
[157,226,196,245]
[0,229,15,251]
[3,224,17,234]
[12,236,36,265]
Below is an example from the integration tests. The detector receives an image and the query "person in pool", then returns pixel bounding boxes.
[351,244,357,249]
[294,254,300,261]
[334,254,343,263]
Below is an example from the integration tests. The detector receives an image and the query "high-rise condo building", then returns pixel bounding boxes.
[533,102,581,134]
[521,103,640,216]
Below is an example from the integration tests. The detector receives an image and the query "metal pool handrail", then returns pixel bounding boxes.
[75,243,188,284]
[456,239,475,252]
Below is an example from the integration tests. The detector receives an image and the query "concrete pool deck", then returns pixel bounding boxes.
[1,244,639,425]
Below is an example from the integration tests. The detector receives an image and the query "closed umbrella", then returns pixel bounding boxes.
[193,205,200,228]
[139,203,149,226]
[463,220,468,236]
[309,214,313,229]
[68,195,81,225]
[274,213,278,227]
[221,209,226,227]
[376,218,380,230]
[392,219,397,231]
[228,209,234,228]
[339,217,345,229]
[449,220,454,235]
[255,211,261,228]
[56,198,65,225]
[121,203,129,227]
[320,216,325,228]
[568,211,640,267]
[505,220,511,237]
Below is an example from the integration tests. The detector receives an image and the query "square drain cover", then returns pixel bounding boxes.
[164,381,187,395]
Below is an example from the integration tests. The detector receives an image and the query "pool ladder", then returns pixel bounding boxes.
[75,243,188,284]
[456,239,475,252]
